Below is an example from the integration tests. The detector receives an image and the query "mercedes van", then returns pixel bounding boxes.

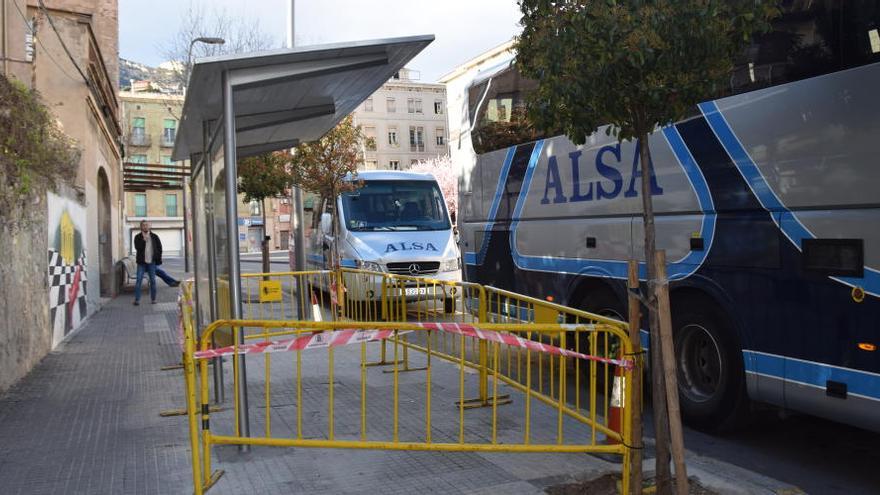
[305,170,461,312]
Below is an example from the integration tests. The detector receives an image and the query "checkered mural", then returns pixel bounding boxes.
[47,192,88,346]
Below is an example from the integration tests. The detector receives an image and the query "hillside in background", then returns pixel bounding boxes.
[119,58,183,94]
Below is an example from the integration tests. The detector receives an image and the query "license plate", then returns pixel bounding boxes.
[405,287,428,296]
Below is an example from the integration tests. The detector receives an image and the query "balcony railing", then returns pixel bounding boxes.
[128,133,151,147]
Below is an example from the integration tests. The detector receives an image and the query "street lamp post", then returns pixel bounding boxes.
[186,37,225,86]
[182,37,225,274]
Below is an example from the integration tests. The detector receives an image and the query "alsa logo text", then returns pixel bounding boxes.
[541,141,663,204]
[385,242,439,253]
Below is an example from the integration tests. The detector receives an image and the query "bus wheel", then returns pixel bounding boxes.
[575,288,625,354]
[672,302,747,431]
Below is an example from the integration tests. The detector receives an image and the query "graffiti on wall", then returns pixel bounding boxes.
[47,192,88,346]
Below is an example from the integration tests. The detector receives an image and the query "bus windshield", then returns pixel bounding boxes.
[341,180,451,232]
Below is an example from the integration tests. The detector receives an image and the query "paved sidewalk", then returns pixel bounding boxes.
[0,261,803,494]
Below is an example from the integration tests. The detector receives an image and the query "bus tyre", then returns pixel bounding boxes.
[575,288,626,359]
[672,301,747,431]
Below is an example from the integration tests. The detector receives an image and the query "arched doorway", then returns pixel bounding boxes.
[97,168,113,296]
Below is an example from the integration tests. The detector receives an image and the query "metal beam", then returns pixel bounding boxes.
[235,102,336,133]
[235,138,300,159]
[222,69,250,445]
[228,52,389,91]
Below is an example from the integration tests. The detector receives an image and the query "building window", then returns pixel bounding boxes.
[131,117,147,146]
[162,119,176,147]
[410,159,419,166]
[25,20,34,62]
[134,194,147,217]
[435,128,445,146]
[434,101,444,114]
[161,156,175,185]
[389,160,400,170]
[165,194,178,217]
[386,97,396,113]
[409,126,425,152]
[364,97,373,112]
[365,160,378,170]
[407,98,423,114]
[388,127,398,147]
[364,126,377,151]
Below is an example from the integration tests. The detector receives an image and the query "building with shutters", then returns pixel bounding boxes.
[351,68,449,170]
[119,91,186,255]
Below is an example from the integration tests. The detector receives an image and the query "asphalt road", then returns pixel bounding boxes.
[168,255,880,494]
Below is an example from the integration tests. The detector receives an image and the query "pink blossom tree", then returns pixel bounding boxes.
[409,155,459,222]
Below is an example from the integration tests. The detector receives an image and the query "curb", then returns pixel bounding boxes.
[639,452,806,495]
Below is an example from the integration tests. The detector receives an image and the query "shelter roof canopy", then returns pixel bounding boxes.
[172,35,434,162]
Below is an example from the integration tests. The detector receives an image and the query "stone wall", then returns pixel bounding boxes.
[0,168,51,394]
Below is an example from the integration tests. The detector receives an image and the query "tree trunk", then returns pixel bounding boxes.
[627,260,643,494]
[655,250,689,495]
[638,132,673,494]
[261,198,270,279]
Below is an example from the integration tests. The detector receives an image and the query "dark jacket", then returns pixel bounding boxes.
[134,231,163,265]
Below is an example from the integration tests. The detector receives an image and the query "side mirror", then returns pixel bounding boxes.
[321,213,332,235]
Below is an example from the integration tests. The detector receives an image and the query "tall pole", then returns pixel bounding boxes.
[184,37,224,272]
[288,0,308,319]
[203,121,224,404]
[182,176,189,272]
[222,69,250,444]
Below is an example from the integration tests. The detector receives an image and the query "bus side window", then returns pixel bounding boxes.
[802,238,864,278]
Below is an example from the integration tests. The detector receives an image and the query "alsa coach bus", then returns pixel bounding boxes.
[458,1,879,431]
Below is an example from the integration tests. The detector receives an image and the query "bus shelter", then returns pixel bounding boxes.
[171,35,434,437]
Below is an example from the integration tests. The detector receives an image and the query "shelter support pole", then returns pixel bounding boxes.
[203,121,224,404]
[188,153,201,338]
[288,5,308,319]
[293,187,307,318]
[183,176,190,273]
[222,70,251,445]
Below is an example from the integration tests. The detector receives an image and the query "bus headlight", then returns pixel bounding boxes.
[356,260,383,272]
[440,258,461,272]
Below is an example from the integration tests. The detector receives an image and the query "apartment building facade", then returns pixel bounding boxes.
[352,68,449,170]
[120,91,186,255]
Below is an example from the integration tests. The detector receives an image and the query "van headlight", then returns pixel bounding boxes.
[440,258,461,272]
[356,260,383,272]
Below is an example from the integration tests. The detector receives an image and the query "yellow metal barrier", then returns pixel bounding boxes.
[179,269,639,495]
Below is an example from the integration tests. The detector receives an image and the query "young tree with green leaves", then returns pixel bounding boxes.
[237,151,292,274]
[288,116,366,269]
[516,1,777,493]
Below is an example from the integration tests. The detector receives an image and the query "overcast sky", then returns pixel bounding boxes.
[119,0,521,82]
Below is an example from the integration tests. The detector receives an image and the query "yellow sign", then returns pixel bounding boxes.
[259,280,283,303]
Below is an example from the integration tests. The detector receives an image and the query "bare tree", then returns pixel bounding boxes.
[159,1,277,92]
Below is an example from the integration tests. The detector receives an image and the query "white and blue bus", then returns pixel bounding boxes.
[458,1,880,431]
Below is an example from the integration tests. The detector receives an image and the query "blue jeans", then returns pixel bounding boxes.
[135,263,157,302]
[155,267,178,286]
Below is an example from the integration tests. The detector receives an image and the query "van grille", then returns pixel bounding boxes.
[386,261,440,275]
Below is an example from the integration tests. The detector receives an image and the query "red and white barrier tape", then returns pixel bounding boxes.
[193,322,633,370]
[417,322,634,370]
[194,328,410,360]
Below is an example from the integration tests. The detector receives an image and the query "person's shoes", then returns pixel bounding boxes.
[133,300,140,306]
[151,299,157,304]
[170,281,180,287]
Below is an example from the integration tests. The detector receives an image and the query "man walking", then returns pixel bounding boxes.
[132,221,176,305]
